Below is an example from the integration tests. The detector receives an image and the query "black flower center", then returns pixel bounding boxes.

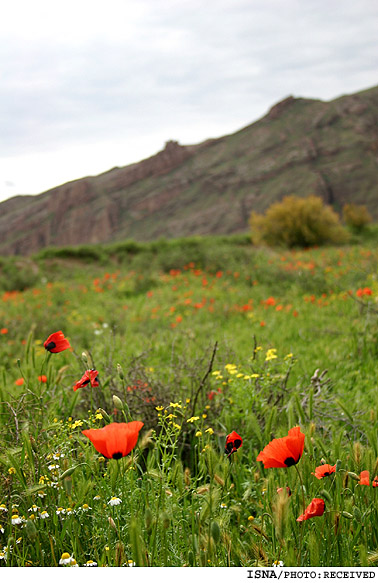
[234,439,242,449]
[112,452,123,460]
[45,341,56,351]
[284,456,296,467]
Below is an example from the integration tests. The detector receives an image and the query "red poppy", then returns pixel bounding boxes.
[296,498,325,522]
[43,331,71,353]
[373,476,378,488]
[225,431,243,457]
[15,378,24,386]
[256,426,305,468]
[277,486,292,497]
[312,464,336,479]
[82,421,144,459]
[38,375,48,383]
[359,470,370,486]
[73,369,99,391]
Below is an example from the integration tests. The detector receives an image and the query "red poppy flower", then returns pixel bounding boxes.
[312,464,336,479]
[256,426,305,468]
[38,375,47,383]
[225,431,243,457]
[296,498,325,522]
[82,421,144,459]
[15,378,24,386]
[43,331,71,353]
[277,486,292,497]
[373,476,378,488]
[73,369,99,391]
[359,470,370,486]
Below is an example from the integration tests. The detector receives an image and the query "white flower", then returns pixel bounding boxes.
[0,551,5,561]
[272,560,284,567]
[59,553,75,566]
[126,560,136,567]
[28,505,40,512]
[48,464,60,471]
[11,515,23,525]
[81,504,91,511]
[39,511,49,519]
[84,560,98,567]
[93,495,101,501]
[0,505,8,513]
[108,497,122,506]
[56,507,65,516]
[0,525,4,534]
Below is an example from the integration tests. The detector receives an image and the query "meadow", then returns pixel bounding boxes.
[1,232,378,567]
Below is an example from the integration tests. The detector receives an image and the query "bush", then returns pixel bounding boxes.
[342,203,372,233]
[250,195,348,248]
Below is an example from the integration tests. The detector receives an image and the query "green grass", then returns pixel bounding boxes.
[1,232,378,567]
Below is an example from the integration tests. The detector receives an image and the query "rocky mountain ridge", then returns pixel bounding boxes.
[1,85,377,256]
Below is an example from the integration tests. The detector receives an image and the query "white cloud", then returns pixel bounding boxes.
[1,0,377,201]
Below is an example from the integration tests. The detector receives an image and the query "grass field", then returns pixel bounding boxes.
[1,231,378,567]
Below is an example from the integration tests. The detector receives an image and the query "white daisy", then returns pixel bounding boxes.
[11,515,23,525]
[108,496,122,506]
[59,552,75,566]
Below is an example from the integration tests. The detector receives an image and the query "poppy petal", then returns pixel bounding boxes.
[82,421,144,459]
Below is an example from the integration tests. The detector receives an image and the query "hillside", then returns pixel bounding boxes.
[1,85,378,256]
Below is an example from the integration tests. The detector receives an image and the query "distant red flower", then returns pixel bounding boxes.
[1,328,8,334]
[15,378,24,386]
[312,464,336,479]
[38,375,47,383]
[264,297,276,306]
[82,421,144,459]
[277,486,292,497]
[356,287,372,298]
[373,476,378,488]
[73,369,99,392]
[359,470,370,486]
[257,426,305,468]
[297,498,325,522]
[225,431,243,457]
[43,331,71,353]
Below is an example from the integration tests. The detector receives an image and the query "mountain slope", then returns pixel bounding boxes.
[1,85,378,256]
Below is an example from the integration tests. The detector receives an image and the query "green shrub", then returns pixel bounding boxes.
[342,203,372,233]
[250,195,348,248]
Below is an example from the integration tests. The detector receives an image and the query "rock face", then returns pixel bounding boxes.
[1,85,378,256]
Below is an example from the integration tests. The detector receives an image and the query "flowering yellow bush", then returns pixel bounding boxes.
[250,195,348,248]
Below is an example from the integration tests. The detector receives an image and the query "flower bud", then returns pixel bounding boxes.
[113,395,124,411]
[117,364,124,380]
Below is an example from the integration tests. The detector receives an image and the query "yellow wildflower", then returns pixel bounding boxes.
[187,416,200,423]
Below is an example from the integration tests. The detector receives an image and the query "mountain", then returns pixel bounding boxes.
[1,85,378,256]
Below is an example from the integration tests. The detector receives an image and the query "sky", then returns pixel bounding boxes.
[1,0,377,203]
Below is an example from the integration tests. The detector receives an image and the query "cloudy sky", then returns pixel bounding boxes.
[1,0,377,203]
